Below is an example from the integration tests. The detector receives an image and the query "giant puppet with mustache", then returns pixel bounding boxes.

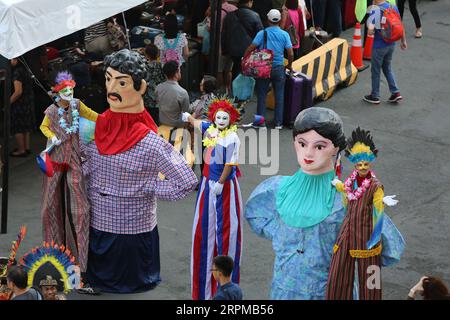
[82,49,197,293]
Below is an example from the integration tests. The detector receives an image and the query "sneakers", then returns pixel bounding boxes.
[363,94,380,104]
[252,123,267,129]
[76,283,101,295]
[274,124,283,130]
[388,93,403,103]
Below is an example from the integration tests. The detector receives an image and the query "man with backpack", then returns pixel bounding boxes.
[363,0,407,105]
[222,0,264,80]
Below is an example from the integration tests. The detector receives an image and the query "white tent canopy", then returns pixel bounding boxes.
[0,0,146,59]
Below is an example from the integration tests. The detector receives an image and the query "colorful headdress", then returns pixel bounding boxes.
[0,225,27,278]
[206,97,241,125]
[39,275,58,287]
[345,127,378,164]
[52,71,76,93]
[20,242,80,293]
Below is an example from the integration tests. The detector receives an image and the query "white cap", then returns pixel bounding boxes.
[267,9,281,23]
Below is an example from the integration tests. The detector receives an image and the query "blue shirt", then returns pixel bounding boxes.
[213,282,243,300]
[252,26,292,66]
[368,2,400,49]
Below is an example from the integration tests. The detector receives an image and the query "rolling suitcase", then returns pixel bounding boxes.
[296,72,313,110]
[283,71,305,127]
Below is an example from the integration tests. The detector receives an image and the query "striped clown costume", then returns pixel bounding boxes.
[326,127,405,300]
[190,98,243,300]
[39,72,98,273]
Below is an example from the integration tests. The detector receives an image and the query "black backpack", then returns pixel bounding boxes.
[223,10,253,58]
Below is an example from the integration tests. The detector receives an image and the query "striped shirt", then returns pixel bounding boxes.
[84,21,108,44]
[82,131,198,234]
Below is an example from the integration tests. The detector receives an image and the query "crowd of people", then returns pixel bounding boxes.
[2,0,447,302]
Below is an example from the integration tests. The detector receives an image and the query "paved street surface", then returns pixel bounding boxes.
[1,0,449,300]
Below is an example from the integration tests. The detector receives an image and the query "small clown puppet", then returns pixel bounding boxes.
[326,127,405,300]
[182,98,243,300]
[39,71,98,275]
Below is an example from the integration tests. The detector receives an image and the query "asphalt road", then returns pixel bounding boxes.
[1,0,449,300]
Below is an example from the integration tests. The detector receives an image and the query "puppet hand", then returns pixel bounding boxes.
[182,112,192,122]
[51,136,62,146]
[331,178,342,187]
[410,276,427,296]
[383,195,398,206]
[211,182,224,195]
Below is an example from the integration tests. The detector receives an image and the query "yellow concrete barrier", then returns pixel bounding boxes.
[292,38,358,101]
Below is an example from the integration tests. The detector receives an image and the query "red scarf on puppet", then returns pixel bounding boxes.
[95,109,158,155]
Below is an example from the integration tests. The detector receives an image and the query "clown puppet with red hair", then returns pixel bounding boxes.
[39,71,98,277]
[183,98,243,300]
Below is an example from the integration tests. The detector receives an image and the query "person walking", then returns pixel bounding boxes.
[281,0,305,60]
[244,9,294,129]
[397,0,422,38]
[363,0,407,105]
[222,0,264,80]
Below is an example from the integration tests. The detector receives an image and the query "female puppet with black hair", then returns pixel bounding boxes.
[326,127,405,300]
[245,108,403,299]
[245,107,347,299]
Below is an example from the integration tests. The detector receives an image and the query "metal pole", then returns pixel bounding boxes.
[122,12,132,50]
[209,0,222,76]
[1,55,11,234]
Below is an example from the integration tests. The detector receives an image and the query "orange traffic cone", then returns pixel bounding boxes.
[363,33,374,60]
[350,23,368,71]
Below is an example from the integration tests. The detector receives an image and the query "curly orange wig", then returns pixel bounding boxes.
[207,98,240,125]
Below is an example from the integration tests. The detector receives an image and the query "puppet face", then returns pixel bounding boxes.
[355,161,371,177]
[215,110,230,130]
[294,130,339,175]
[58,86,74,101]
[105,67,146,113]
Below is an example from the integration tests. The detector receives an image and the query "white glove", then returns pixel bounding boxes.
[51,136,62,146]
[182,112,192,122]
[383,195,398,207]
[211,182,224,195]
[331,178,342,187]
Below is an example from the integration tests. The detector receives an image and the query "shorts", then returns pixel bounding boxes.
[218,54,234,73]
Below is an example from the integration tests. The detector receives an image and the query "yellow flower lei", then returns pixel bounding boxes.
[202,124,238,148]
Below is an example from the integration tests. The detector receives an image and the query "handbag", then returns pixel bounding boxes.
[241,30,274,79]
[197,18,209,39]
[232,74,256,101]
[286,12,299,47]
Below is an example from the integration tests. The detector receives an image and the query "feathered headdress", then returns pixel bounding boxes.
[206,97,241,125]
[0,226,27,278]
[20,242,80,293]
[52,71,76,93]
[345,127,378,164]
